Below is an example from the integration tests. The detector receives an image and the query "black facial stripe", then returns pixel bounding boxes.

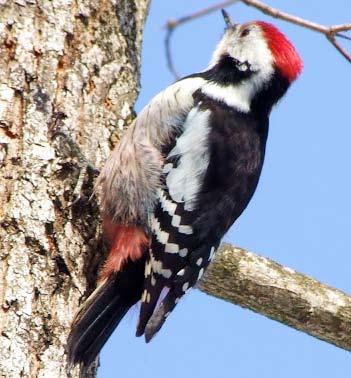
[182,54,255,86]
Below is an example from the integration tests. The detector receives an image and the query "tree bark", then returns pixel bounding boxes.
[0,1,150,377]
[198,244,351,351]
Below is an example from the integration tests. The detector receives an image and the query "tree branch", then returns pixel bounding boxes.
[164,0,351,78]
[198,244,351,352]
[240,0,351,37]
[164,0,240,79]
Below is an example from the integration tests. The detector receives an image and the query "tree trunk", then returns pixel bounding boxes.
[0,1,150,377]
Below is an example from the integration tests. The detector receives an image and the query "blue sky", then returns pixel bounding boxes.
[99,1,351,376]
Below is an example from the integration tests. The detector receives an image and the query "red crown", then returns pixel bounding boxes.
[256,21,303,82]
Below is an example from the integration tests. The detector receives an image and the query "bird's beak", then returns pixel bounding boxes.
[221,9,237,29]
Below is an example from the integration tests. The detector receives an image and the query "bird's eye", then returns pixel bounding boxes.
[240,28,250,37]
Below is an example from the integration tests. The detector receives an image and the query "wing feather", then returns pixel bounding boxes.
[96,77,205,227]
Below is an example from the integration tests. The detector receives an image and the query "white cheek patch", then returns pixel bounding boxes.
[232,27,274,72]
[166,107,211,211]
[230,27,275,88]
[207,26,275,112]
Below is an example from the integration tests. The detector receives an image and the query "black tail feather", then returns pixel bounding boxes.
[144,289,179,343]
[67,258,145,367]
[67,276,133,367]
[135,282,163,338]
[78,302,129,366]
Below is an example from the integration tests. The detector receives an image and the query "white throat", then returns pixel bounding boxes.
[202,81,252,112]
[203,25,275,112]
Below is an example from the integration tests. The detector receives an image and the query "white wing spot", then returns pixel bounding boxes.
[157,190,193,235]
[141,290,147,302]
[182,282,189,292]
[178,225,193,235]
[196,257,203,266]
[209,246,216,261]
[198,268,204,280]
[177,269,185,276]
[179,248,188,257]
[145,261,151,277]
[150,255,172,278]
[151,275,156,286]
[158,189,177,216]
[162,269,172,279]
[165,243,179,254]
[171,214,181,227]
[146,293,151,303]
[151,215,170,245]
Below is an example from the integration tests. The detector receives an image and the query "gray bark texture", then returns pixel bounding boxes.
[0,1,150,377]
[199,244,351,352]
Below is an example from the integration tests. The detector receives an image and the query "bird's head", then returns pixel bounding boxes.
[204,11,303,114]
[210,11,303,86]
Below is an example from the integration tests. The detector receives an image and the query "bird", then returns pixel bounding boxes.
[67,10,303,367]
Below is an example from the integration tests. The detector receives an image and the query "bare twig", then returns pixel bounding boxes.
[240,0,351,63]
[164,1,239,79]
[198,244,351,352]
[165,0,239,30]
[240,0,351,36]
[164,0,351,78]
[327,34,351,63]
[165,28,180,79]
[331,24,351,33]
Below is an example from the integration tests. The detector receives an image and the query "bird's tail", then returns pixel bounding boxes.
[67,259,145,367]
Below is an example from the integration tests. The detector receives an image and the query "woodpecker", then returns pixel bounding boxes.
[67,11,302,366]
